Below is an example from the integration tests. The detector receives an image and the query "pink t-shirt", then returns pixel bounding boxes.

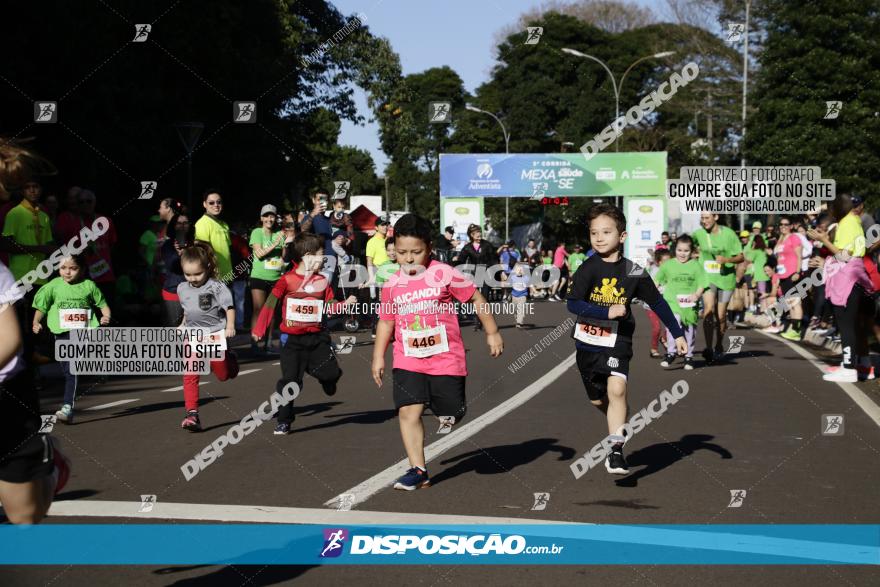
[553,246,568,268]
[378,260,476,376]
[774,234,800,279]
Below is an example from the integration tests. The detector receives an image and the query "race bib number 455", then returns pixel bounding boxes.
[572,318,618,347]
[59,308,91,330]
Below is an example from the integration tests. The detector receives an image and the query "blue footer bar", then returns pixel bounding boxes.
[1,525,878,565]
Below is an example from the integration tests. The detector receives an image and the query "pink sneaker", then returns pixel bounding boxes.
[181,410,201,432]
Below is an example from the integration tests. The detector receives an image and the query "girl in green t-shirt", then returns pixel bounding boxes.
[743,234,769,313]
[654,235,706,370]
[33,254,111,424]
[249,208,286,354]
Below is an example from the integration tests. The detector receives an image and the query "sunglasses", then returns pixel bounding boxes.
[206,200,222,206]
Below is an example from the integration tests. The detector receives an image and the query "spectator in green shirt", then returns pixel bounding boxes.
[568,244,587,274]
[249,204,285,353]
[194,189,232,280]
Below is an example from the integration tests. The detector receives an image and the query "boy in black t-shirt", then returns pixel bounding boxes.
[567,204,687,475]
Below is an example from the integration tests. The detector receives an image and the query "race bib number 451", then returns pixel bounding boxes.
[572,318,618,347]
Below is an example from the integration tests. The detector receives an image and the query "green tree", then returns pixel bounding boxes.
[746,0,880,204]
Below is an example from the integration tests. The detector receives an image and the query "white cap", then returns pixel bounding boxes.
[260,204,277,216]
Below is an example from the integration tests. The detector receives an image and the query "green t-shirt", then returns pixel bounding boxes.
[366,233,390,267]
[194,215,232,279]
[745,247,769,282]
[568,252,587,273]
[248,228,285,281]
[375,261,400,285]
[655,259,706,326]
[2,202,53,283]
[693,225,742,290]
[33,277,107,334]
[834,213,866,257]
[139,230,158,266]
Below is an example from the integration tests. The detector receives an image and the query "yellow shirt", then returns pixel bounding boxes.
[834,213,866,257]
[2,200,53,282]
[194,215,232,279]
[366,233,389,267]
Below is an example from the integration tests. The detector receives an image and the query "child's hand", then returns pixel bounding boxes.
[687,294,699,304]
[32,322,42,334]
[486,331,503,357]
[675,336,688,356]
[714,254,726,264]
[608,304,626,319]
[371,357,385,387]
[225,325,236,340]
[100,315,110,326]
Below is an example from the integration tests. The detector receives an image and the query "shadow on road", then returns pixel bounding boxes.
[79,397,231,424]
[431,438,576,486]
[294,409,397,433]
[574,499,659,510]
[155,564,316,586]
[615,434,732,488]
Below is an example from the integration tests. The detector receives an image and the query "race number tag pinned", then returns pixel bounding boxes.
[59,308,91,329]
[402,324,449,358]
[676,294,696,308]
[285,298,324,323]
[264,257,284,271]
[704,261,721,274]
[207,330,227,351]
[572,319,618,347]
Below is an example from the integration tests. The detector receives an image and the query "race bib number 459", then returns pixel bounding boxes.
[285,298,323,323]
[572,318,618,347]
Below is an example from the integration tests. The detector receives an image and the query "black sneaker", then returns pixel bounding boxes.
[660,354,675,368]
[683,357,694,371]
[393,466,431,490]
[274,422,291,435]
[702,347,715,365]
[605,444,629,475]
[321,380,337,396]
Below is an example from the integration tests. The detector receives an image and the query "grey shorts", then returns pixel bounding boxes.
[706,284,734,304]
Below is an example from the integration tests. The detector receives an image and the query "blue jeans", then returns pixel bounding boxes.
[56,332,78,406]
[232,280,247,330]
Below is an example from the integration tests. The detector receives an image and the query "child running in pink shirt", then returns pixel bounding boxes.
[371,214,503,490]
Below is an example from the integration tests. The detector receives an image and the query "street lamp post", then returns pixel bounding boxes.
[561,49,675,207]
[740,0,752,232]
[174,122,204,214]
[465,104,511,241]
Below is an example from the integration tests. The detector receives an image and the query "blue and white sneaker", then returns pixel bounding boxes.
[55,404,74,424]
[393,467,430,490]
[274,422,291,435]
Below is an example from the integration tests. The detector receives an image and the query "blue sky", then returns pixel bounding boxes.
[331,0,659,173]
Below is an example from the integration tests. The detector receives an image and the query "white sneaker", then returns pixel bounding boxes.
[823,368,858,383]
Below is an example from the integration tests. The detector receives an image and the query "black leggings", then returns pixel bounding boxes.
[832,285,868,369]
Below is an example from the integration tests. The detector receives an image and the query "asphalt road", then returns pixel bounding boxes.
[3,301,879,586]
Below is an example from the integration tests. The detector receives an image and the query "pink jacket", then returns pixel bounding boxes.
[824,256,875,305]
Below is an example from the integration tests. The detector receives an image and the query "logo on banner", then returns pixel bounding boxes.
[320,528,348,558]
[476,162,493,179]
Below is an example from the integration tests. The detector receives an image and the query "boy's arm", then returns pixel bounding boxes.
[253,280,285,339]
[564,264,610,319]
[471,288,502,356]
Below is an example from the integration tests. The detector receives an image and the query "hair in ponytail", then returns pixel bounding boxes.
[180,241,219,279]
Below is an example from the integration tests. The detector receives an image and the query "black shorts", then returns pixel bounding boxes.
[576,348,631,401]
[392,368,467,421]
[0,371,55,483]
[779,276,800,298]
[250,277,278,293]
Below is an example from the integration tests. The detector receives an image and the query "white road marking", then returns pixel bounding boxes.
[161,382,209,393]
[45,500,578,525]
[272,361,280,365]
[755,330,880,428]
[325,352,577,509]
[84,399,139,411]
[237,368,262,376]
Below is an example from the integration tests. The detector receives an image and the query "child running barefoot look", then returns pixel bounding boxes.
[32,254,110,424]
[251,233,357,435]
[372,214,503,491]
[655,235,706,371]
[567,204,687,476]
[178,242,240,432]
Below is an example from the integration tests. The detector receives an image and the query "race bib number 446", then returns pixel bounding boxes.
[572,318,618,347]
[402,324,449,358]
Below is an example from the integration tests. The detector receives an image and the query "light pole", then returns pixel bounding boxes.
[561,49,674,208]
[174,122,204,214]
[466,104,511,241]
[740,0,752,232]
